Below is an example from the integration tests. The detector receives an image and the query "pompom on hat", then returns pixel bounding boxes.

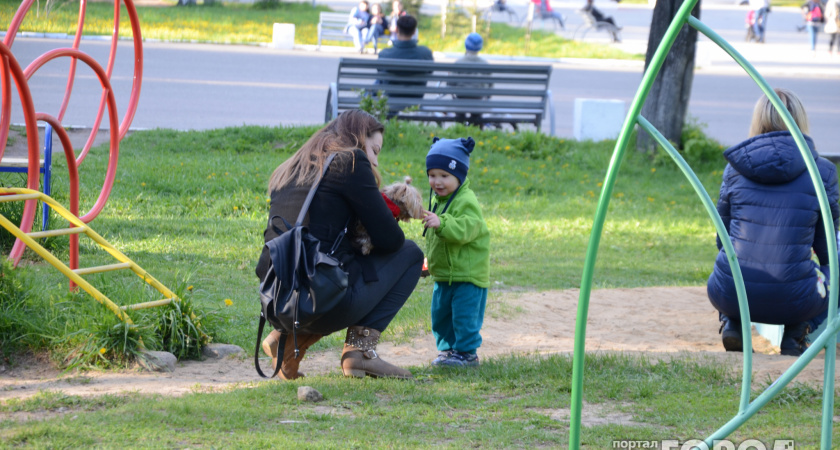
[426,137,475,184]
[465,33,483,52]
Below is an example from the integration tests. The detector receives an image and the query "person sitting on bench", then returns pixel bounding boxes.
[583,0,621,42]
[346,0,373,52]
[376,15,434,99]
[538,0,566,29]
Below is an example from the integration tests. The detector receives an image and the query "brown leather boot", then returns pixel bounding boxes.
[262,330,322,380]
[340,326,413,379]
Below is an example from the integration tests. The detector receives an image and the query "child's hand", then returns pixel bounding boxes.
[423,210,440,229]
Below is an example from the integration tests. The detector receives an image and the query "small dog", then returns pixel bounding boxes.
[353,176,424,255]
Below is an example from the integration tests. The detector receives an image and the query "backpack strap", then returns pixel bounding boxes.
[292,152,351,255]
[295,153,339,227]
[254,314,286,379]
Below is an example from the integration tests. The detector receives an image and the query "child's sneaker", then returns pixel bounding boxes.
[438,351,479,367]
[431,350,452,366]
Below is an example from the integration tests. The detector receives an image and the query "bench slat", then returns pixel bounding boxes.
[338,83,548,98]
[338,73,551,86]
[0,157,45,168]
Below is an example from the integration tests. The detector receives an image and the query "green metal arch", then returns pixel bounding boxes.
[568,1,840,448]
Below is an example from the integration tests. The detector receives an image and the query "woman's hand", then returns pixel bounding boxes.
[423,211,440,229]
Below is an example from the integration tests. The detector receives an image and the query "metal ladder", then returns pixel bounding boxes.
[0,187,180,325]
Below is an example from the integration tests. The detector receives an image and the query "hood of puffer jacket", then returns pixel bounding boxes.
[723,131,818,184]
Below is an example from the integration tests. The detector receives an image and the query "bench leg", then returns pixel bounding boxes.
[41,124,53,231]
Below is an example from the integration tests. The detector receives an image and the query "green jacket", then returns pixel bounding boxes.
[425,178,490,288]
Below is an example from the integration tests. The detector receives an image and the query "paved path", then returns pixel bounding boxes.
[3,0,839,152]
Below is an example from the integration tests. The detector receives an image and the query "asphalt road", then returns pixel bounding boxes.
[3,0,839,151]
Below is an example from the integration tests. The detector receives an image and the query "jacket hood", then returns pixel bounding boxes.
[723,131,818,184]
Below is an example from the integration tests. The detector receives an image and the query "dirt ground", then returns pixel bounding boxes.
[2,286,839,405]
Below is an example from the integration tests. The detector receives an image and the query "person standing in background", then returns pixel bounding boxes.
[802,0,826,53]
[749,0,771,43]
[825,0,840,54]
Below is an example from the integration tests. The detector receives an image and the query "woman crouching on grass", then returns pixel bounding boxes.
[255,110,423,379]
[707,88,840,357]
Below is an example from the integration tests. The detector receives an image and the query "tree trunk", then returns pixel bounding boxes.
[636,0,701,153]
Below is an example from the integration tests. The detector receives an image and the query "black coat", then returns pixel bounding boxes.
[256,149,405,285]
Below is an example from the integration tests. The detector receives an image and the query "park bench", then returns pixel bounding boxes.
[573,9,621,41]
[317,12,392,52]
[325,57,555,135]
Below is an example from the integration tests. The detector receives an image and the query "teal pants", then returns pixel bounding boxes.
[431,281,487,354]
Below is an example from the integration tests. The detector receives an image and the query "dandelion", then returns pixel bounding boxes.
[493,136,498,139]
[587,190,595,197]
[478,141,484,146]
[430,133,435,138]
[141,182,146,187]
[233,206,239,211]
[224,299,233,306]
[670,200,676,205]
[266,198,270,203]
[203,190,207,194]
[187,285,194,291]
[99,348,107,354]
[597,182,603,187]
[562,163,570,169]
[505,146,511,151]
[616,192,624,198]
[494,179,499,184]
[398,133,404,138]
[651,168,656,173]
[540,164,546,169]
[647,197,655,202]
[482,167,488,174]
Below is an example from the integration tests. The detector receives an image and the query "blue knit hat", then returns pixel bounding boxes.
[426,137,475,184]
[465,33,483,52]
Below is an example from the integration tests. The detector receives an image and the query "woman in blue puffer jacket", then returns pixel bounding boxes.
[707,88,840,357]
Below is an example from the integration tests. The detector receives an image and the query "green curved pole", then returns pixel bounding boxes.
[636,116,753,412]
[569,2,839,448]
[568,0,700,446]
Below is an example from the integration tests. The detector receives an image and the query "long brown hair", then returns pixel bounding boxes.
[268,110,385,191]
[748,88,810,138]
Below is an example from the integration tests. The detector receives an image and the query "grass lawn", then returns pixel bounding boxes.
[0,0,642,59]
[2,121,838,446]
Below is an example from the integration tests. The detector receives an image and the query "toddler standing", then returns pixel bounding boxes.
[422,137,490,367]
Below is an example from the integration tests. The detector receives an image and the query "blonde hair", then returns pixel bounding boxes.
[268,110,384,191]
[749,88,810,137]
